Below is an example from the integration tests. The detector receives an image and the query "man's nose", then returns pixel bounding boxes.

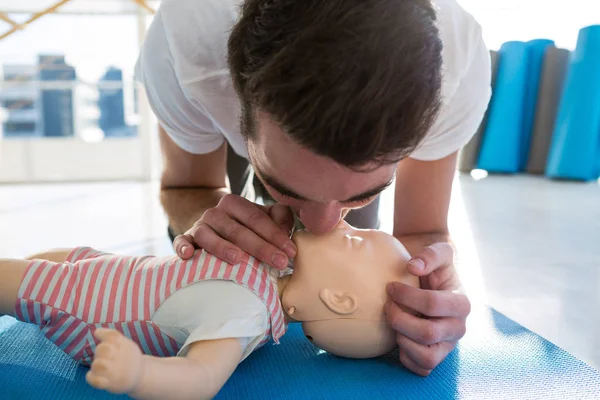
[298,202,343,234]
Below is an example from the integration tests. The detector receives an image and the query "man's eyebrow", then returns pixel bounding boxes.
[258,166,394,203]
[342,179,393,203]
[258,170,307,200]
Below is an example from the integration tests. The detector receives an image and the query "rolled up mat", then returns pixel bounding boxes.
[2,306,600,400]
[526,48,571,174]
[546,25,600,181]
[519,39,555,171]
[458,50,500,173]
[477,42,530,173]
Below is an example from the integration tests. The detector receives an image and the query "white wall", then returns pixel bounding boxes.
[0,137,146,182]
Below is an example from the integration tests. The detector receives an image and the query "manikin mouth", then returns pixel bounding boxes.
[305,335,314,342]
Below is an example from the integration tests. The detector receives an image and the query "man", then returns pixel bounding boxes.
[135,0,491,376]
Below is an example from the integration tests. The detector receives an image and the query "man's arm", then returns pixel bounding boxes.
[159,125,229,236]
[393,152,456,241]
[159,124,296,267]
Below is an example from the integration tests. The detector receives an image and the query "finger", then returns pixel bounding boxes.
[397,334,455,371]
[202,209,291,270]
[384,301,467,345]
[387,283,471,318]
[407,242,454,276]
[266,204,296,235]
[86,372,109,389]
[218,196,297,258]
[173,234,197,259]
[93,328,122,343]
[398,349,431,377]
[186,220,244,265]
[94,342,113,359]
[90,359,111,375]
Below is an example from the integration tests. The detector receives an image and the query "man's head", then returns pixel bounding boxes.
[280,221,420,358]
[228,0,443,233]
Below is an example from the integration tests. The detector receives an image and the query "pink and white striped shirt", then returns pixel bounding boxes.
[15,247,287,365]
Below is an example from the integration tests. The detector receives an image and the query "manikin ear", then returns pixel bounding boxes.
[318,288,359,316]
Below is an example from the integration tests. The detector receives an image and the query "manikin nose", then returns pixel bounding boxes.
[298,203,342,234]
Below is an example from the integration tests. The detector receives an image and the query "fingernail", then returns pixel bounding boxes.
[225,249,238,263]
[272,252,287,269]
[409,258,425,270]
[180,245,189,255]
[387,283,394,295]
[283,242,297,258]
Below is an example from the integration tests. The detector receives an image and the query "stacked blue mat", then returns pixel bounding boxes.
[1,304,599,399]
[476,25,600,181]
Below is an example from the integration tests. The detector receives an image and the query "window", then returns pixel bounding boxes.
[4,121,35,134]
[0,3,158,182]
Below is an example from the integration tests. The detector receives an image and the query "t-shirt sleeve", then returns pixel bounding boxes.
[179,315,268,361]
[134,8,225,154]
[152,280,270,362]
[409,25,492,161]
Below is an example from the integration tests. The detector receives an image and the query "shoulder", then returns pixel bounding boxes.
[134,0,243,153]
[408,0,492,161]
[148,0,239,83]
[433,0,487,98]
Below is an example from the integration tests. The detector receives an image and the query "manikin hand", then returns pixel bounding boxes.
[173,196,297,270]
[86,328,144,395]
[384,242,471,376]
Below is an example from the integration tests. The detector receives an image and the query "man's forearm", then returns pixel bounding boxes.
[160,188,229,235]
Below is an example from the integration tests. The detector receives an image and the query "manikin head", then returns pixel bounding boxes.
[227,0,443,234]
[281,221,420,358]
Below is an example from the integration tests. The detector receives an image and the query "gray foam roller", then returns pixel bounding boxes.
[458,50,500,172]
[526,47,570,174]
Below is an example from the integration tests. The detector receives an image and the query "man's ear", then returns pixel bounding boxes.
[318,288,359,315]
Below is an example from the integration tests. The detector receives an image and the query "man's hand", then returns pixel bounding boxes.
[384,242,471,376]
[173,195,297,270]
[86,329,144,395]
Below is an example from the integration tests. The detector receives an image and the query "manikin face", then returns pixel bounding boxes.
[280,221,419,358]
[246,112,397,234]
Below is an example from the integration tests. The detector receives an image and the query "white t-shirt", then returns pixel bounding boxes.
[152,279,271,361]
[135,0,491,161]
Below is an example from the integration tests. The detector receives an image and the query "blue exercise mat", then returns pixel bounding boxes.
[546,25,600,181]
[1,305,599,400]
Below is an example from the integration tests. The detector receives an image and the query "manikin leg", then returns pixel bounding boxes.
[0,249,71,316]
[0,258,30,316]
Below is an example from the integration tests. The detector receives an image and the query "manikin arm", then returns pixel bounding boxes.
[86,329,244,400]
[132,338,244,400]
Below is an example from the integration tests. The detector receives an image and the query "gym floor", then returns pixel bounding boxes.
[0,173,598,371]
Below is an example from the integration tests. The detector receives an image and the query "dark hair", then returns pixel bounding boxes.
[227,0,443,168]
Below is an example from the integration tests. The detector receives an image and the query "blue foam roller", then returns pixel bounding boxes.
[520,39,555,170]
[2,306,600,400]
[546,25,600,180]
[477,42,530,173]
